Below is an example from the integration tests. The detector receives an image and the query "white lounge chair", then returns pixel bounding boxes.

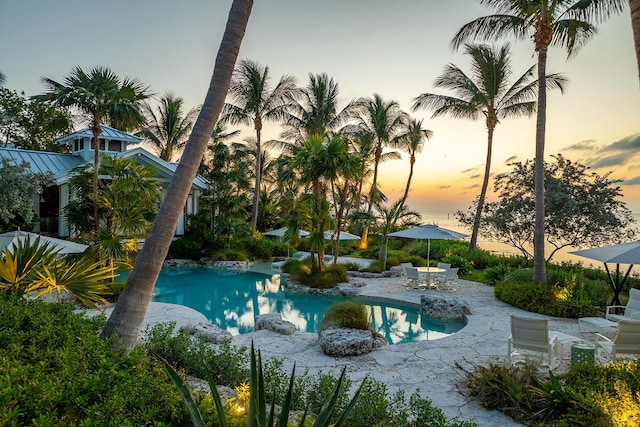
[595,319,640,362]
[508,315,556,366]
[606,288,640,322]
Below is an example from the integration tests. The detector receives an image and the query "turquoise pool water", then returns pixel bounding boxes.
[150,267,466,344]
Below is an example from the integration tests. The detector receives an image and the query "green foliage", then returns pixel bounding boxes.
[163,342,366,427]
[212,249,250,262]
[482,264,512,286]
[494,264,606,318]
[239,237,274,261]
[144,322,250,387]
[0,296,189,425]
[365,260,385,273]
[466,248,501,269]
[170,237,203,259]
[442,254,472,275]
[287,260,346,288]
[465,362,537,421]
[529,370,588,422]
[411,240,469,261]
[320,300,371,331]
[386,255,400,267]
[0,157,52,232]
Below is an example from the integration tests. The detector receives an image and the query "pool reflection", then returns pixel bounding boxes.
[151,267,466,344]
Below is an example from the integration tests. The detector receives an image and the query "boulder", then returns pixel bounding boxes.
[180,322,233,343]
[318,328,376,356]
[254,313,297,335]
[372,331,388,349]
[420,294,471,320]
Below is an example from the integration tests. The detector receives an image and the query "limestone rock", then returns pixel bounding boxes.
[180,322,233,343]
[372,331,388,349]
[420,294,471,320]
[318,328,375,356]
[254,313,297,335]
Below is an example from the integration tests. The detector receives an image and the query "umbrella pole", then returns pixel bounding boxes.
[427,239,430,267]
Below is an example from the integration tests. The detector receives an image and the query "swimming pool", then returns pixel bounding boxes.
[150,266,466,344]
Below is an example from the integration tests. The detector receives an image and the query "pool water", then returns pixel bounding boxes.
[150,267,466,344]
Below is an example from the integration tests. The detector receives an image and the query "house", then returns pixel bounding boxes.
[0,126,207,237]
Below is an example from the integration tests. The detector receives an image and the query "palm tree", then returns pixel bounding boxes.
[281,73,353,143]
[137,92,199,161]
[413,43,565,251]
[0,71,6,86]
[222,59,297,229]
[102,0,254,352]
[632,0,640,84]
[452,0,625,282]
[35,66,151,235]
[348,94,407,249]
[391,118,432,212]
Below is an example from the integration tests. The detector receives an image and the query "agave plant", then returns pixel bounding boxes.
[162,342,366,427]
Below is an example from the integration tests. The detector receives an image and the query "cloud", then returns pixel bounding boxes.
[504,155,518,164]
[466,183,480,189]
[470,173,481,179]
[461,167,477,174]
[620,176,640,186]
[438,185,451,190]
[591,153,632,169]
[604,134,640,152]
[562,139,597,151]
[577,134,640,170]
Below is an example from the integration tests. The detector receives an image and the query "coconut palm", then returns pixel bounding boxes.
[222,59,297,229]
[102,0,254,352]
[413,43,566,251]
[281,73,353,143]
[348,94,407,249]
[137,92,199,161]
[391,118,433,212]
[0,72,6,86]
[452,0,625,282]
[35,66,151,235]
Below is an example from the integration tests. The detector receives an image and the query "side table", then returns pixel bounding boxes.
[571,343,595,365]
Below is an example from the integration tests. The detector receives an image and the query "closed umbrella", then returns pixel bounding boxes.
[388,224,467,267]
[0,230,88,255]
[570,241,640,306]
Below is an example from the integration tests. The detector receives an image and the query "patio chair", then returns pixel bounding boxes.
[508,315,556,366]
[605,288,640,322]
[405,267,423,289]
[400,262,414,285]
[435,267,459,290]
[595,319,640,362]
[436,262,451,270]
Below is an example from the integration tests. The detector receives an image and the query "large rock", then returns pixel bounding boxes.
[254,313,296,335]
[180,322,233,343]
[420,294,471,320]
[318,328,380,356]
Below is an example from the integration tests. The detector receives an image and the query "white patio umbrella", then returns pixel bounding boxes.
[263,227,310,258]
[0,230,88,255]
[388,224,468,267]
[323,230,361,241]
[570,241,640,306]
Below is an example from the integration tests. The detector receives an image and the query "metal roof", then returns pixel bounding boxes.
[0,147,85,183]
[57,125,142,144]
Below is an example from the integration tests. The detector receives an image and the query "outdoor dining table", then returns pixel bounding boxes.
[415,266,446,286]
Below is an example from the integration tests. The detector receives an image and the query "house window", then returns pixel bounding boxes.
[91,138,106,150]
[108,140,122,152]
[74,138,85,151]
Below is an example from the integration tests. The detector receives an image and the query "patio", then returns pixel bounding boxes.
[133,269,612,427]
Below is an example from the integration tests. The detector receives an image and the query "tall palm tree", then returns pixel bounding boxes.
[102,0,253,352]
[0,71,6,86]
[222,59,297,229]
[452,0,625,282]
[632,0,640,84]
[413,43,565,251]
[391,118,432,212]
[137,92,199,161]
[349,94,407,249]
[35,66,151,235]
[281,73,353,143]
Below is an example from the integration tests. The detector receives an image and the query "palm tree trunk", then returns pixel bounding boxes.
[469,125,495,251]
[101,0,253,352]
[533,47,548,283]
[399,153,415,210]
[360,146,382,249]
[91,121,101,236]
[250,123,261,228]
[631,0,640,86]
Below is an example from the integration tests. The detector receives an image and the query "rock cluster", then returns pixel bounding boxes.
[254,313,296,335]
[180,322,233,343]
[420,294,471,320]
[318,328,387,356]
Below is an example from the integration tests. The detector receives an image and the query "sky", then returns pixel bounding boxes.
[2,0,639,216]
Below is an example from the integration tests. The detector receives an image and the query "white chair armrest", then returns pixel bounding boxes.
[628,311,640,320]
[606,305,625,315]
[594,333,613,347]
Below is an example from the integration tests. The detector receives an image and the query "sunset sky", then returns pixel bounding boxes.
[2,0,639,215]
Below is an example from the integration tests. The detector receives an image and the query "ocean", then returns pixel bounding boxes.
[418,212,640,268]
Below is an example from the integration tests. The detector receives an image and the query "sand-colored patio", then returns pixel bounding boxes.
[130,270,595,427]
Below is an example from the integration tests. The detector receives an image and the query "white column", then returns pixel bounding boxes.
[58,184,70,237]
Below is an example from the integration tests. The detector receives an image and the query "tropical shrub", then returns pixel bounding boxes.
[211,249,250,262]
[238,237,274,261]
[169,237,202,259]
[442,254,472,275]
[386,255,400,267]
[320,300,371,331]
[482,264,512,286]
[365,260,385,273]
[466,248,501,269]
[411,240,469,261]
[0,297,189,426]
